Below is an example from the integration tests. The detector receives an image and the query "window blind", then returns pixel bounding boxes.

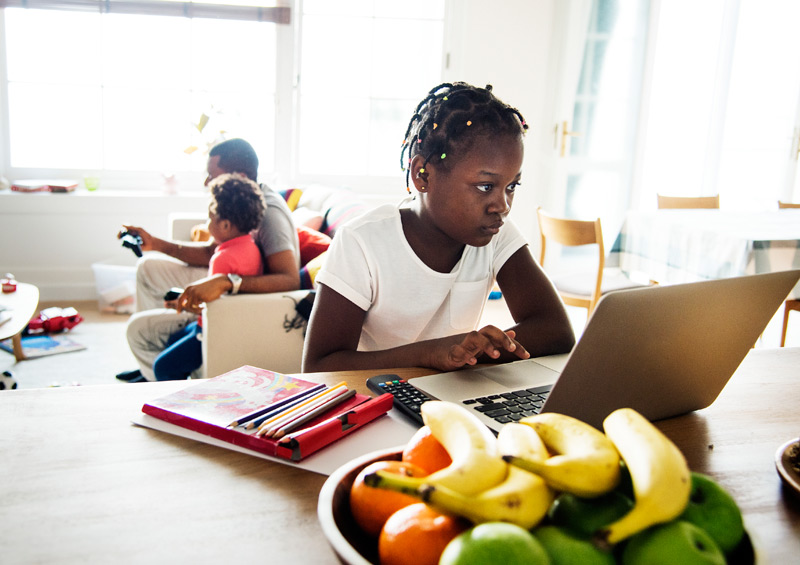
[0,0,290,24]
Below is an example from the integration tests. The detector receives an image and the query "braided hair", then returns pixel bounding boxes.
[400,82,528,193]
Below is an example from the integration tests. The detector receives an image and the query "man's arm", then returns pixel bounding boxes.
[175,249,300,314]
[120,224,215,267]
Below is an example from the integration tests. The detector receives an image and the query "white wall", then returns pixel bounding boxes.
[444,0,557,245]
[0,0,559,301]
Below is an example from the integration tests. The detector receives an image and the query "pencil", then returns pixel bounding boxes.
[225,382,326,428]
[271,389,357,439]
[245,388,328,430]
[240,384,329,429]
[258,384,349,438]
[256,381,348,436]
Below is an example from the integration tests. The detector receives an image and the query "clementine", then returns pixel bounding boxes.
[378,502,470,565]
[349,460,425,538]
[402,425,452,475]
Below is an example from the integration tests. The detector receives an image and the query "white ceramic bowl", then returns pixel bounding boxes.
[317,447,403,565]
[318,447,760,565]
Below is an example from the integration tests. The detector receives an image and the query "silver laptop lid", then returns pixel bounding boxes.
[541,270,800,428]
[412,270,800,430]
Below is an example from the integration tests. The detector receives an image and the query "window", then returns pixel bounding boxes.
[297,1,444,183]
[639,0,800,210]
[0,1,446,193]
[563,0,650,230]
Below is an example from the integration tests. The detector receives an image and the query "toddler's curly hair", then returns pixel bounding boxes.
[208,173,266,234]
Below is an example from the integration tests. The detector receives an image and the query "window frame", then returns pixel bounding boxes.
[0,1,446,196]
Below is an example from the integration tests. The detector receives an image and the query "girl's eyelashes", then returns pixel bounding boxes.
[475,181,521,194]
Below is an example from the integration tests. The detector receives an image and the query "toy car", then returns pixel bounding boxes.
[26,307,84,334]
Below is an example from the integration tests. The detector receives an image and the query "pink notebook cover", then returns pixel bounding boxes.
[141,365,393,461]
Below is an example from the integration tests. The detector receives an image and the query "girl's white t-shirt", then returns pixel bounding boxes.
[314,203,527,352]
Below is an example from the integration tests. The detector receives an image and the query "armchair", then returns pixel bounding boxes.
[169,185,368,378]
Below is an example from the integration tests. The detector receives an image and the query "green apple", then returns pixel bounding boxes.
[621,521,725,565]
[547,490,634,537]
[439,522,550,565]
[679,472,744,554]
[533,525,615,565]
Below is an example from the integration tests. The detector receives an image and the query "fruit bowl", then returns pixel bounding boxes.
[318,446,761,565]
[318,446,403,565]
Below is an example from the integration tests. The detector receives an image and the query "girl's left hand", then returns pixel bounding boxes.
[439,326,530,370]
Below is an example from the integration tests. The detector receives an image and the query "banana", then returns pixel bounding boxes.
[504,413,621,498]
[418,401,508,495]
[595,408,691,547]
[367,461,554,530]
[496,422,549,462]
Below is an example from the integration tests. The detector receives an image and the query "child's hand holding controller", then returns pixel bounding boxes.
[434,326,530,371]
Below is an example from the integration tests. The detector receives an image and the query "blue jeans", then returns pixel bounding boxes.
[153,321,202,381]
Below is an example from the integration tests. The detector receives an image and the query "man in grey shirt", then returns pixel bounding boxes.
[119,139,300,382]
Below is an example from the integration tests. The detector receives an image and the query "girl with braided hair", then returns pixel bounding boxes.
[303,82,575,373]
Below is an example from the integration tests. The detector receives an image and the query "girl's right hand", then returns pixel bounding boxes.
[433,326,531,371]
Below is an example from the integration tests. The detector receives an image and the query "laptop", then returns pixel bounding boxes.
[410,270,800,430]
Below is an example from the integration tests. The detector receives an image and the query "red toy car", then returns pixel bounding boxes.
[26,307,84,334]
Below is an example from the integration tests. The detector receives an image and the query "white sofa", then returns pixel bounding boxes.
[169,185,369,378]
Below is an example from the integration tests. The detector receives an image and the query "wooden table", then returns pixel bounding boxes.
[0,282,39,361]
[1,354,798,563]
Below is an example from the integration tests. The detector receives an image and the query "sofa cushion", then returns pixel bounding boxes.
[278,188,304,211]
[297,225,331,266]
[296,185,368,238]
[300,251,327,290]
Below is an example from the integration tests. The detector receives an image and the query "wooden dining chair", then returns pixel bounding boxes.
[536,207,647,318]
[777,200,800,345]
[657,194,720,209]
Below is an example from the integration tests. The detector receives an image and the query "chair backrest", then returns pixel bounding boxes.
[536,207,605,312]
[657,194,720,209]
[778,200,800,209]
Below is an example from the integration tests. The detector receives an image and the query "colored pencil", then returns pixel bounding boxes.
[271,389,357,439]
[242,384,330,429]
[225,382,326,428]
[257,384,349,438]
[255,381,348,436]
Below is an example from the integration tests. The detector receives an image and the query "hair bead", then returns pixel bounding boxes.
[400,82,528,194]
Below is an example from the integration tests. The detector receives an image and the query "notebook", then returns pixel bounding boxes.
[140,365,393,461]
[410,270,800,430]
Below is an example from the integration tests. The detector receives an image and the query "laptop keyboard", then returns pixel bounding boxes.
[462,385,552,424]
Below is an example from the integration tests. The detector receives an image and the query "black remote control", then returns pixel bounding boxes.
[366,374,434,426]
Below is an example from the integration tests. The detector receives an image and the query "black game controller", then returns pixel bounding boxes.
[119,230,143,257]
[163,287,184,301]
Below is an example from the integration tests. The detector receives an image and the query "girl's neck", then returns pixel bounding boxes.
[217,230,246,245]
[400,206,465,274]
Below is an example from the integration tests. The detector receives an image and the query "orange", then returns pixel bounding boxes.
[349,460,425,538]
[402,425,452,475]
[378,502,470,565]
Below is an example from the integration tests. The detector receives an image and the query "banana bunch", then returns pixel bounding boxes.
[363,401,692,547]
[594,407,691,546]
[503,413,621,498]
[368,422,555,530]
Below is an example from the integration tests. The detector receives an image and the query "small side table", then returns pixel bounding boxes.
[0,283,40,361]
